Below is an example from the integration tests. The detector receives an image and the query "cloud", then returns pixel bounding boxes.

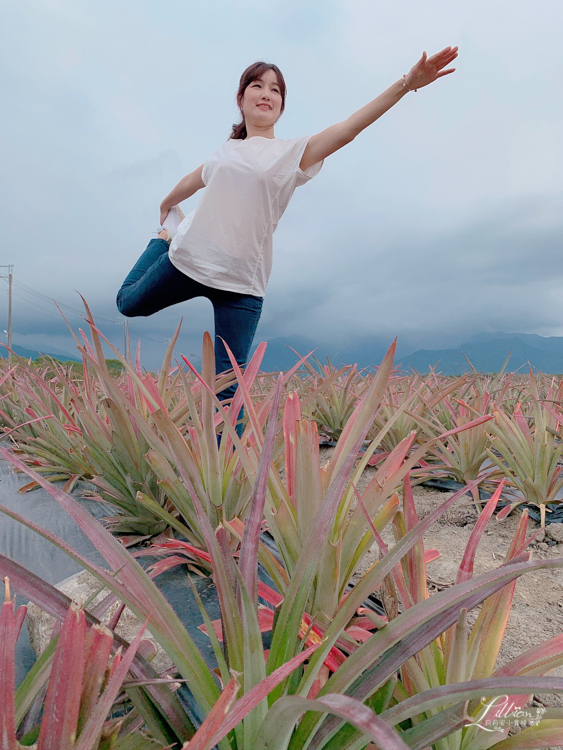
[2,0,563,367]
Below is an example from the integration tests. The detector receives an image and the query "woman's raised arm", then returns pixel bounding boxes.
[299,46,458,172]
[160,165,206,225]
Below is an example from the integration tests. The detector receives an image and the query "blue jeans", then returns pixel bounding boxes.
[116,239,263,428]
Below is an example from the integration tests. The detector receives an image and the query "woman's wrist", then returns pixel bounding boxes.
[159,201,173,226]
[390,77,410,102]
[401,74,417,93]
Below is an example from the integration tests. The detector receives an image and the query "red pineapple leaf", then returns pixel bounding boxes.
[223,340,268,437]
[0,578,17,750]
[74,620,149,750]
[198,589,346,673]
[257,580,283,607]
[345,626,373,643]
[182,676,240,750]
[257,580,346,669]
[138,540,212,567]
[207,643,322,749]
[283,391,302,505]
[145,555,195,579]
[239,373,284,604]
[37,601,86,750]
[140,373,168,413]
[77,623,114,736]
[373,432,416,488]
[424,549,441,564]
[366,453,388,467]
[22,366,77,424]
[200,607,275,640]
[438,414,493,441]
[513,402,533,446]
[456,480,505,584]
[495,633,563,678]
[14,602,27,641]
[496,501,523,521]
[353,484,412,609]
[402,473,418,533]
[135,339,142,378]
[512,511,537,558]
[403,474,427,605]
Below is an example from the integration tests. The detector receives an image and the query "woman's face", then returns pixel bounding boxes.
[239,69,283,128]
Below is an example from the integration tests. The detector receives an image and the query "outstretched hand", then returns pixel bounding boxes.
[404,46,458,91]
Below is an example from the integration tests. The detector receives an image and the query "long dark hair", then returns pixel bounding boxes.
[229,62,286,140]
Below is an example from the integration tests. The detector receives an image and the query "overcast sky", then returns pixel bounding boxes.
[2,0,563,367]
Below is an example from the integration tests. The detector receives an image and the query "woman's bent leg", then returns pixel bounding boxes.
[116,239,203,317]
[212,290,263,434]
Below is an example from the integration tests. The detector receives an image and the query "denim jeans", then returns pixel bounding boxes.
[116,239,263,430]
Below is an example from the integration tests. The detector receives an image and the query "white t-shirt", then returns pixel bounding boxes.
[168,135,323,297]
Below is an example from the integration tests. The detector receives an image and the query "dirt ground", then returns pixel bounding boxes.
[321,446,563,735]
[401,486,563,678]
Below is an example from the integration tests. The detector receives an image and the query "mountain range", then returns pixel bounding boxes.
[6,332,563,375]
[1,344,81,363]
[255,332,563,375]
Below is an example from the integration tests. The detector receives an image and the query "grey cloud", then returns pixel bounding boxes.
[4,1,563,368]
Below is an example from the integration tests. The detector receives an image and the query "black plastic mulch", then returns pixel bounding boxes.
[420,477,563,525]
[0,455,385,732]
[324,441,563,525]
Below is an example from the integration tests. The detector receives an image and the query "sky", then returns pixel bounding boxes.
[2,0,563,367]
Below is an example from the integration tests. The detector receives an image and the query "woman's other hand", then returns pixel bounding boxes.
[404,46,458,91]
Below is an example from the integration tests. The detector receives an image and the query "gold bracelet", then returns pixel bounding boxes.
[402,74,417,93]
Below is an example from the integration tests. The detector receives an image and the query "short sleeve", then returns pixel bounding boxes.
[290,135,324,188]
[201,160,211,186]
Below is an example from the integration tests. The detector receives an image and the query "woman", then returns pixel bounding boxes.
[116,48,457,428]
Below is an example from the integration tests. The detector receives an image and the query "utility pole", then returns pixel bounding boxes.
[0,265,13,366]
[7,266,12,366]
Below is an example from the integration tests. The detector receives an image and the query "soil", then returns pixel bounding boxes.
[404,486,563,683]
[321,446,563,742]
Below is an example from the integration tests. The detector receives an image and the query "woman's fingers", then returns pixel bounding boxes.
[428,54,457,70]
[436,68,456,78]
[434,45,458,57]
[427,46,458,65]
[437,55,458,71]
[425,49,458,75]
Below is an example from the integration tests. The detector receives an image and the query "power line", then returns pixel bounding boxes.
[2,275,179,350]
[1,275,126,360]
[9,289,70,323]
[10,278,122,326]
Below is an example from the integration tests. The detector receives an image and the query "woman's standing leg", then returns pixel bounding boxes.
[212,290,263,433]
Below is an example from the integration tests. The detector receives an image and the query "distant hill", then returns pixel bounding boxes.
[1,344,80,363]
[256,332,563,375]
[253,335,393,372]
[399,333,563,375]
[9,331,563,375]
